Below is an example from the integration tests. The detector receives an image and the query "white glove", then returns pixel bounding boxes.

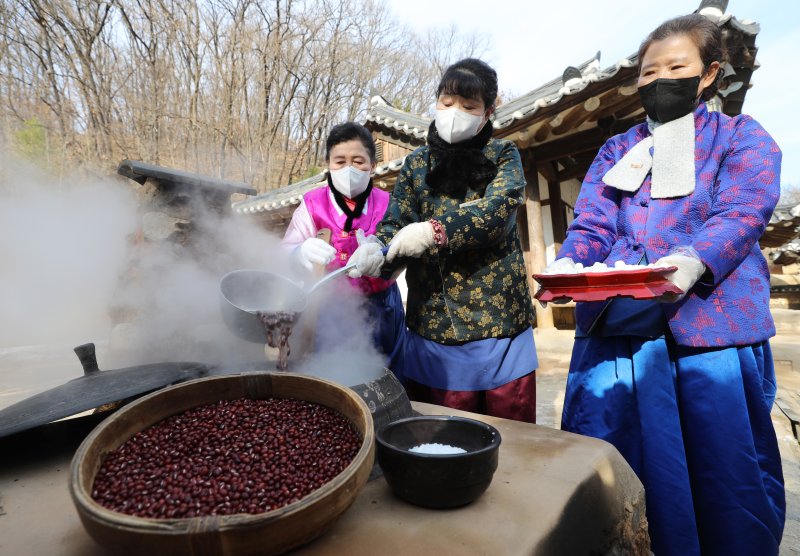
[297,237,336,271]
[653,253,705,301]
[537,258,579,307]
[386,222,434,262]
[543,257,578,275]
[347,231,385,278]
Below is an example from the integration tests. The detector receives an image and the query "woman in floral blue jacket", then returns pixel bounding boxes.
[551,15,784,556]
[349,58,537,422]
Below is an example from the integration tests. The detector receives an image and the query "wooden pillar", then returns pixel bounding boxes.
[519,150,554,330]
[541,161,566,254]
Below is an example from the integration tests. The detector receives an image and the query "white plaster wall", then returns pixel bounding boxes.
[539,174,549,202]
[538,174,557,263]
[539,176,584,263]
[561,179,582,227]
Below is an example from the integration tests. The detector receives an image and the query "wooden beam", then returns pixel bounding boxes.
[533,116,641,164]
[605,116,640,136]
[555,152,596,182]
[548,175,566,250]
[536,160,558,183]
[556,161,585,183]
[551,97,601,136]
[520,150,554,329]
[557,168,586,183]
[531,126,607,162]
[537,159,566,250]
[533,121,551,143]
[494,67,638,139]
[614,102,645,120]
[587,92,641,123]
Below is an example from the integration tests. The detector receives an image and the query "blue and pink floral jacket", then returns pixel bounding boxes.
[557,103,781,347]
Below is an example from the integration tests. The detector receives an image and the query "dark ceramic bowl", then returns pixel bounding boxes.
[376,416,501,509]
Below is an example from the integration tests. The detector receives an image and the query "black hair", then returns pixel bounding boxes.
[638,14,727,101]
[436,58,498,111]
[324,122,376,162]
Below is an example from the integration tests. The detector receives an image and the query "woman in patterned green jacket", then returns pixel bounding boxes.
[348,58,537,422]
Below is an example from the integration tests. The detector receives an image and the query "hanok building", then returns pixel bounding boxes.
[232,0,763,330]
[765,204,800,310]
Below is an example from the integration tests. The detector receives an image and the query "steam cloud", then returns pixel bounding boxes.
[0,159,137,348]
[0,155,388,402]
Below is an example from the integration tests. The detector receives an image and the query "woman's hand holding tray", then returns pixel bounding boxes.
[533,266,682,303]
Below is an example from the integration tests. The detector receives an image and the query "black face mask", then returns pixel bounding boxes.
[638,75,702,123]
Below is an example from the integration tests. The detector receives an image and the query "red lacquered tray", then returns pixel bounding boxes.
[533,266,682,302]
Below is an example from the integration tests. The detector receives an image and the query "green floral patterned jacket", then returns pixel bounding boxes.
[376,138,534,344]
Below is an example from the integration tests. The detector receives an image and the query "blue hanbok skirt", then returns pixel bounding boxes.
[403,326,537,391]
[561,335,785,556]
[366,284,406,383]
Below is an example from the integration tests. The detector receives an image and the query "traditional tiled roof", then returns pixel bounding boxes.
[231,158,407,215]
[492,55,618,132]
[765,205,800,263]
[365,13,759,140]
[366,96,430,141]
[771,242,800,267]
[233,5,762,220]
[763,204,800,248]
[365,56,609,141]
[232,172,325,216]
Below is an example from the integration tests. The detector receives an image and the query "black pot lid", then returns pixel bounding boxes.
[0,343,210,438]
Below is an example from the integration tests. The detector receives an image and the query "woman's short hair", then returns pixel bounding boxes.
[325,122,377,162]
[638,14,727,101]
[436,58,498,111]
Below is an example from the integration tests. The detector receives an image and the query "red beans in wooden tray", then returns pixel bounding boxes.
[91,398,361,519]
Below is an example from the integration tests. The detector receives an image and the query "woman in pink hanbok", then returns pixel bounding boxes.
[282,123,405,381]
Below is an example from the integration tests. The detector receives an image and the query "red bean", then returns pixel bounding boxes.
[92,398,361,518]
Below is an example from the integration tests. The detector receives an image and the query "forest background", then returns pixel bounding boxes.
[2,0,798,202]
[0,0,487,193]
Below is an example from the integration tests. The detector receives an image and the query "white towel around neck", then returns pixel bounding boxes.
[602,111,696,199]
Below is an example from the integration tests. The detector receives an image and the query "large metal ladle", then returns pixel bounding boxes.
[304,245,389,296]
[219,246,388,344]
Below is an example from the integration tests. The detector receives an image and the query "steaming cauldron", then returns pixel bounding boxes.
[219,265,381,345]
[325,369,413,439]
[216,269,416,461]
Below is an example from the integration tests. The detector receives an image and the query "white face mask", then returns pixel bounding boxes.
[329,165,371,198]
[434,107,486,144]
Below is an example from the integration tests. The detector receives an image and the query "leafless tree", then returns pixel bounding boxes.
[0,0,487,192]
